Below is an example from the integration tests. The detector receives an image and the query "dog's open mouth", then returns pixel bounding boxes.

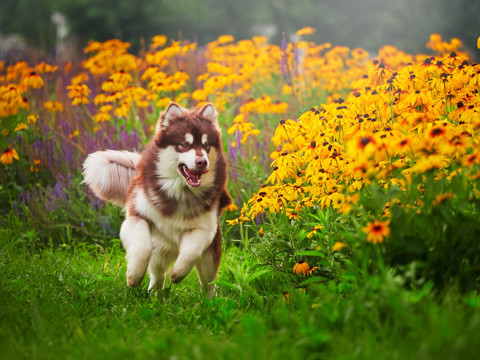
[179,164,209,187]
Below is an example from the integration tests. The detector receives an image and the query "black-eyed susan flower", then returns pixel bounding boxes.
[258,227,264,237]
[293,260,310,275]
[14,123,27,132]
[332,241,347,252]
[306,225,324,239]
[93,112,111,123]
[35,62,58,74]
[67,84,90,105]
[1,148,19,165]
[22,71,44,89]
[362,220,390,244]
[27,114,38,124]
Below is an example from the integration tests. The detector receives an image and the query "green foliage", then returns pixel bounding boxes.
[1,173,124,248]
[1,238,480,359]
[382,174,480,292]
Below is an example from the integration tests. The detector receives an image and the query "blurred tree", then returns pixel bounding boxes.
[56,0,162,50]
[153,0,270,43]
[0,0,479,55]
[0,0,55,49]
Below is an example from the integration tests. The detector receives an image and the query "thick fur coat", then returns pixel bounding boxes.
[83,103,231,297]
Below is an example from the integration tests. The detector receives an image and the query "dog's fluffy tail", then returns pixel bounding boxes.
[82,150,141,206]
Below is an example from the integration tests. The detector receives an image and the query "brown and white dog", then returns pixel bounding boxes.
[83,102,231,297]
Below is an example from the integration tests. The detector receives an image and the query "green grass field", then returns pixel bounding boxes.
[1,231,480,360]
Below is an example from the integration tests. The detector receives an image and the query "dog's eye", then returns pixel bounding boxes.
[180,142,189,148]
[203,142,210,151]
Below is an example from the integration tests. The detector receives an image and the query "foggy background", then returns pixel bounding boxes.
[0,0,479,58]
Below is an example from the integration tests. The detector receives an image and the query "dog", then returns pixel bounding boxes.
[83,102,231,297]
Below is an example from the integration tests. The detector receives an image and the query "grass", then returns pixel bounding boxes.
[1,231,480,360]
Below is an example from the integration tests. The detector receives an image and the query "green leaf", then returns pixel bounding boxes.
[297,250,326,258]
[246,269,270,284]
[300,276,328,286]
[211,280,241,293]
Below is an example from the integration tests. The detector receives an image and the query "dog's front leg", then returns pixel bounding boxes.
[196,226,222,299]
[170,227,215,284]
[120,216,152,287]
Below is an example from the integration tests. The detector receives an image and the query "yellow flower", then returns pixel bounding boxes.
[306,225,324,238]
[226,214,250,226]
[282,84,293,95]
[362,220,390,244]
[30,159,40,172]
[156,97,172,109]
[217,35,234,44]
[22,71,44,89]
[151,35,167,49]
[69,130,79,139]
[67,84,90,105]
[296,27,316,37]
[27,114,38,124]
[71,73,89,85]
[432,192,454,206]
[93,112,111,123]
[35,62,58,74]
[44,101,64,112]
[192,89,208,101]
[1,148,19,165]
[332,241,347,252]
[110,71,133,87]
[14,123,27,131]
[293,260,310,275]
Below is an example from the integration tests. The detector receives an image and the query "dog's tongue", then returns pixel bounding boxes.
[180,165,207,187]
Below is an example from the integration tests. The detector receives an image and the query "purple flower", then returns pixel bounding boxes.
[235,130,244,157]
[23,189,31,205]
[292,45,299,77]
[228,140,238,162]
[90,197,96,210]
[55,181,63,199]
[281,32,288,52]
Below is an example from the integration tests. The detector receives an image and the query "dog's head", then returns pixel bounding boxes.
[154,102,222,189]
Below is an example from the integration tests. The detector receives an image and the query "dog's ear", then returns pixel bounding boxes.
[200,103,221,132]
[156,102,184,133]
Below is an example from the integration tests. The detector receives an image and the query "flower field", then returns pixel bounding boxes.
[1,28,480,359]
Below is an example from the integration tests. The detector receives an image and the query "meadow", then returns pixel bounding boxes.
[1,28,480,359]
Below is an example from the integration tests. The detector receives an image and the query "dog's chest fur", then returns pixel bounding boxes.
[131,185,218,246]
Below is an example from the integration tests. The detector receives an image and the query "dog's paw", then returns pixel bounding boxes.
[205,284,216,299]
[126,270,145,287]
[169,270,187,284]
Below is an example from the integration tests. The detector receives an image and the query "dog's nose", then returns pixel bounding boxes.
[195,157,208,170]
